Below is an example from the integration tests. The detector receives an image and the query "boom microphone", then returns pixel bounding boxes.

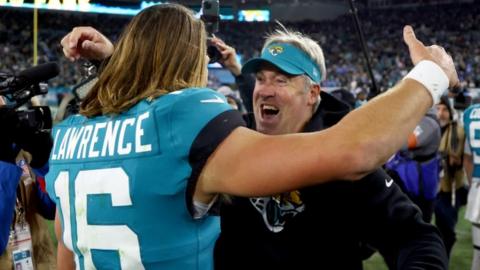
[0,62,60,92]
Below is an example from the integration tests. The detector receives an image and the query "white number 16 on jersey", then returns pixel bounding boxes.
[55,168,145,269]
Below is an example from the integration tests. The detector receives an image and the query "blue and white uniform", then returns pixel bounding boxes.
[46,88,244,269]
[464,104,480,224]
[464,104,480,180]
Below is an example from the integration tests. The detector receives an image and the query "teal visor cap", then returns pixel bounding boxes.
[241,43,322,83]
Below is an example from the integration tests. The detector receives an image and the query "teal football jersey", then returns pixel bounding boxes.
[46,88,243,269]
[464,104,480,180]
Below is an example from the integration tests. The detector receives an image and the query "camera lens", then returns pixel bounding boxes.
[207,45,222,63]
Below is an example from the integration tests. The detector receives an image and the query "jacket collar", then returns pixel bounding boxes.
[303,91,351,132]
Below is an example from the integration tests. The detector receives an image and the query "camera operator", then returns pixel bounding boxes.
[0,96,56,269]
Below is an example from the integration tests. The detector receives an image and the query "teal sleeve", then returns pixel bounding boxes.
[168,88,235,155]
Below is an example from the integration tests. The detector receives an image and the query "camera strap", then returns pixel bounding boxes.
[8,194,34,270]
[6,152,36,270]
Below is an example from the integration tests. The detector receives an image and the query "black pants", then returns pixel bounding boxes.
[434,191,461,257]
[380,196,435,270]
[409,196,435,223]
[387,169,435,223]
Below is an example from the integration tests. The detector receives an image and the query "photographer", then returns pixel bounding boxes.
[434,96,467,258]
[0,96,56,269]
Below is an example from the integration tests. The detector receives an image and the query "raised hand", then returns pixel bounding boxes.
[403,25,459,88]
[210,37,242,76]
[61,26,114,62]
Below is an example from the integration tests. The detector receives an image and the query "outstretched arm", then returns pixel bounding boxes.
[59,26,458,199]
[197,26,458,199]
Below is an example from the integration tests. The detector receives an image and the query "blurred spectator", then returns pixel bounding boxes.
[354,87,369,108]
[1,2,479,93]
[385,109,442,223]
[463,103,480,270]
[217,85,244,111]
[435,96,467,257]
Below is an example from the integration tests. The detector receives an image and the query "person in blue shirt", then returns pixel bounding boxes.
[385,109,442,223]
[0,107,23,254]
[56,3,458,269]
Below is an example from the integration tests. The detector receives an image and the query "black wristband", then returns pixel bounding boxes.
[89,56,111,74]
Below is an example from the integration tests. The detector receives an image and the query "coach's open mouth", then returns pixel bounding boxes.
[261,104,279,118]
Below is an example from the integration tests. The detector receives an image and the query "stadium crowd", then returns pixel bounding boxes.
[0,2,479,97]
[1,1,480,269]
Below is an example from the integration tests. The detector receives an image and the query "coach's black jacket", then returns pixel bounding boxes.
[215,76,447,270]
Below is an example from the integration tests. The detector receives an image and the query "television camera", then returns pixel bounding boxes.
[0,62,59,131]
[201,0,222,63]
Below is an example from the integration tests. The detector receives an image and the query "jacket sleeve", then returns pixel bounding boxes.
[0,161,22,254]
[405,116,441,157]
[32,163,49,178]
[235,74,255,113]
[356,168,448,270]
[33,179,56,220]
[30,163,56,220]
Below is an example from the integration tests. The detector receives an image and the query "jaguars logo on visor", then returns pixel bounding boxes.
[268,45,284,56]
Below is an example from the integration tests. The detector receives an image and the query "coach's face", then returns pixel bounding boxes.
[253,63,318,135]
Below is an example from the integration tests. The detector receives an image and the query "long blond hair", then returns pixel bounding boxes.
[81,4,208,117]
